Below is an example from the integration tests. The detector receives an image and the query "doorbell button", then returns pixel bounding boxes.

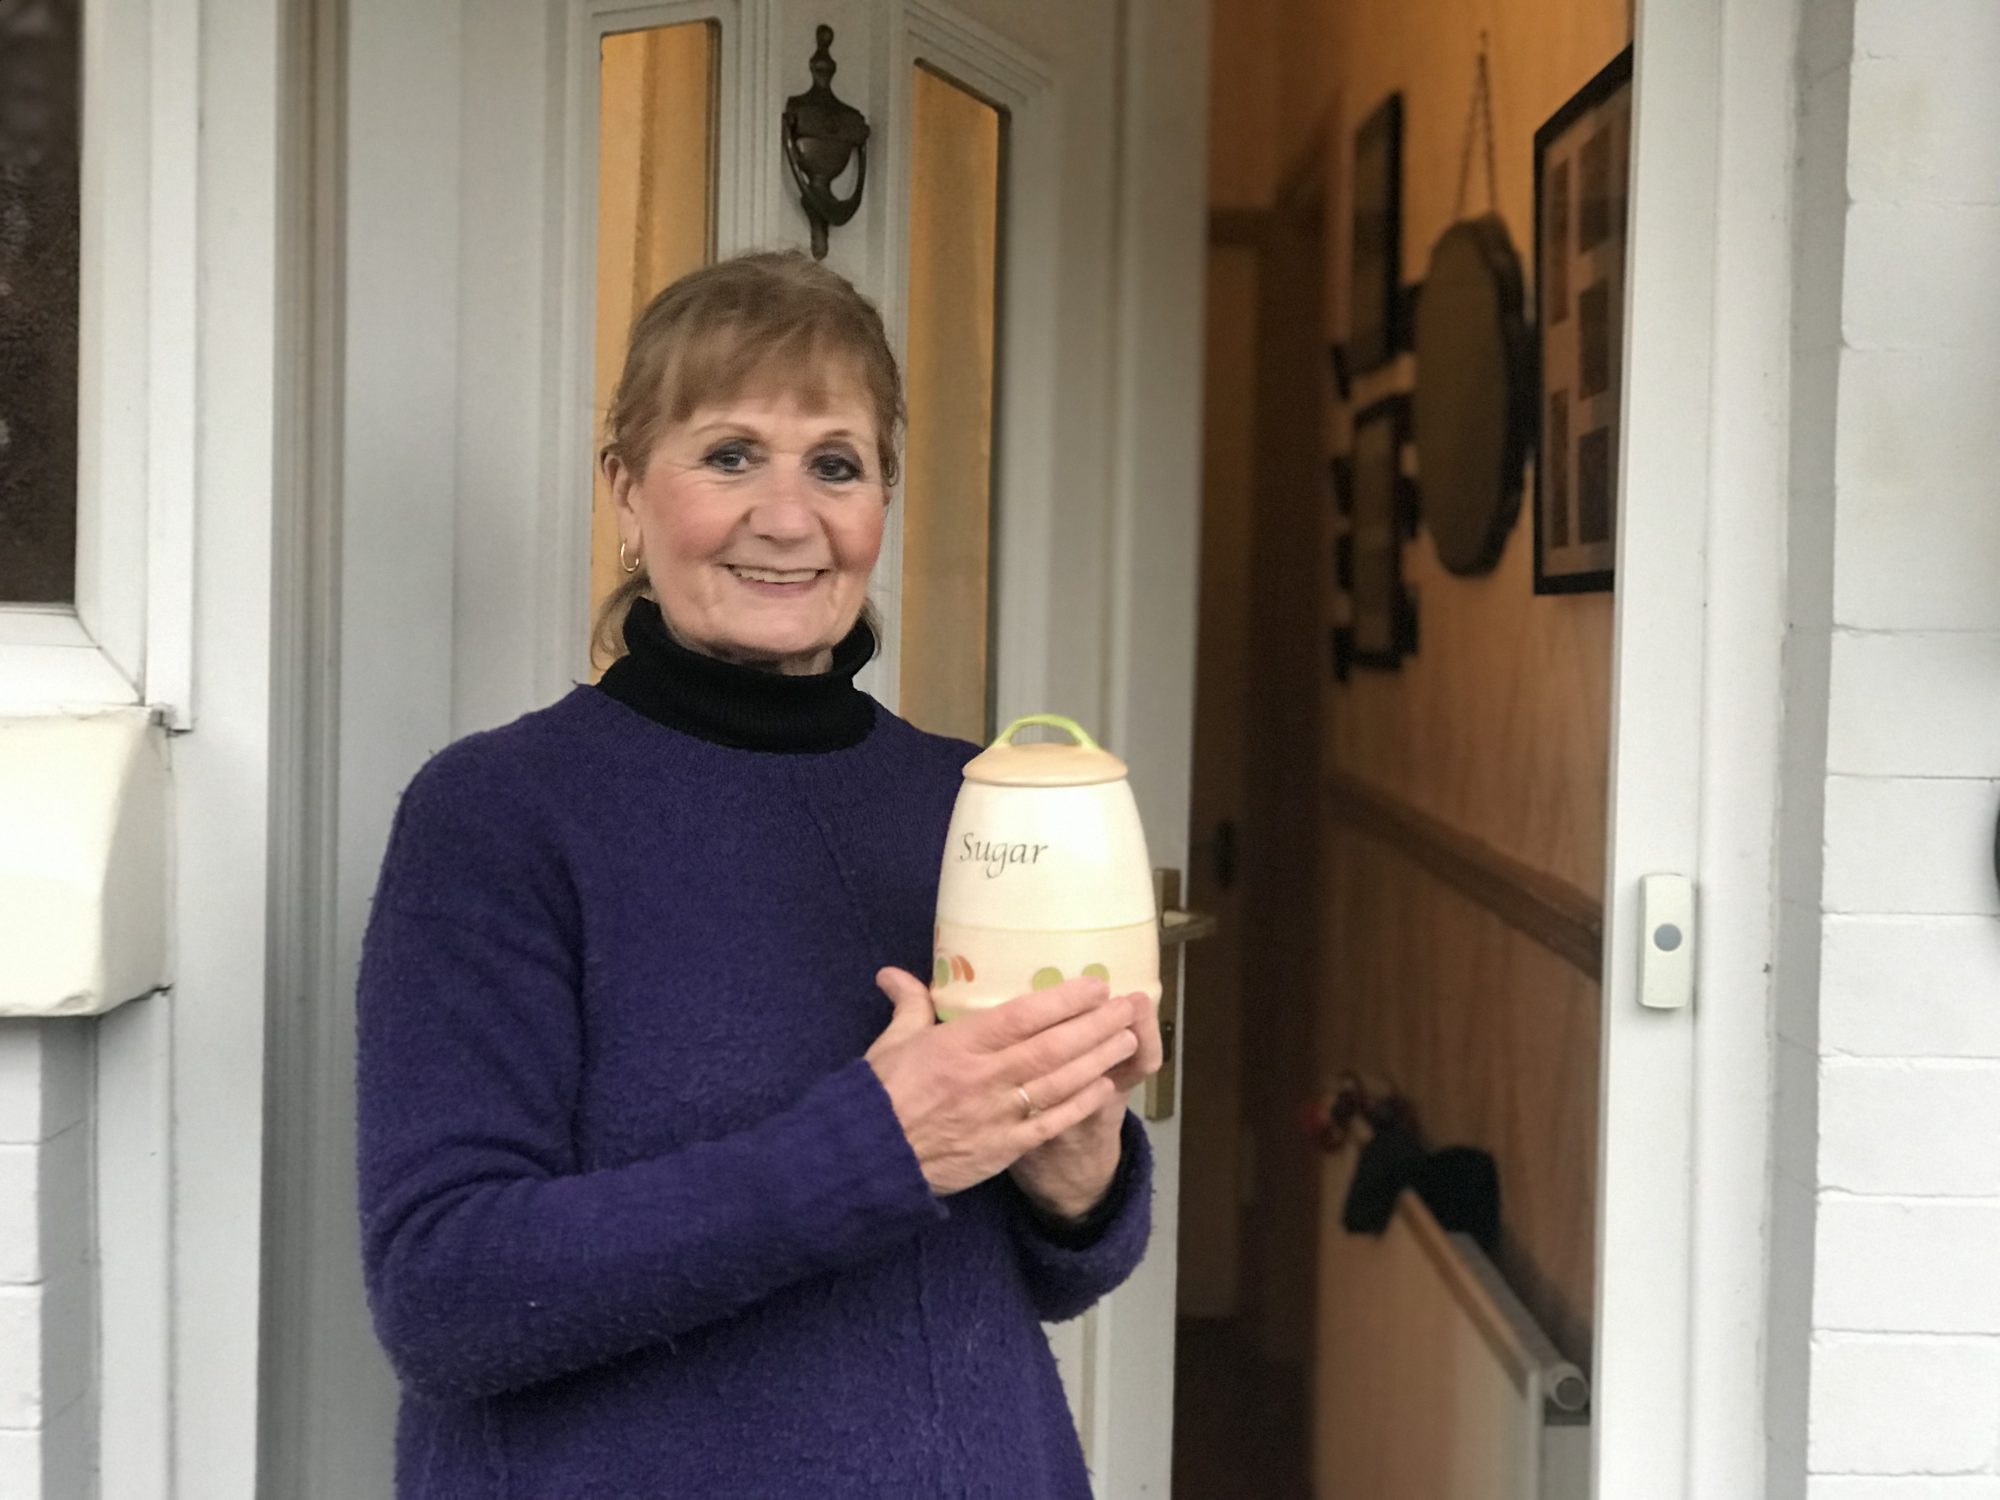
[1639,873,1695,1010]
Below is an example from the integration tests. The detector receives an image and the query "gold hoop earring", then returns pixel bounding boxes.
[619,539,641,575]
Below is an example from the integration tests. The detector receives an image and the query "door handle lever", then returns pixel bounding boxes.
[1158,906,1219,944]
[1144,870,1212,1120]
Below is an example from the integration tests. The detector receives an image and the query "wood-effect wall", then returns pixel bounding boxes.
[1198,0,1631,1372]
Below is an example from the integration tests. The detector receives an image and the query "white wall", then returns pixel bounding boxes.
[0,1025,94,1500]
[1787,0,2000,1491]
[0,2,292,1497]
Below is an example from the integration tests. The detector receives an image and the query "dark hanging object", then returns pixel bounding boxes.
[1328,626,1354,683]
[1413,35,1532,578]
[1327,340,1353,403]
[1411,1146,1502,1256]
[1335,394,1420,673]
[1345,93,1404,376]
[1341,1117,1426,1235]
[782,25,869,260]
[1414,215,1532,575]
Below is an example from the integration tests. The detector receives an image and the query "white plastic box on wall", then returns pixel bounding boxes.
[0,711,171,1017]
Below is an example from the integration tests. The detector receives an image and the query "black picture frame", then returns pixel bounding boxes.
[1329,452,1355,515]
[1328,341,1353,403]
[1348,95,1404,377]
[1532,47,1632,595]
[1335,395,1419,672]
[1329,627,1355,683]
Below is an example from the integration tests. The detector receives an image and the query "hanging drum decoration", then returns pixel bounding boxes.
[1412,215,1534,576]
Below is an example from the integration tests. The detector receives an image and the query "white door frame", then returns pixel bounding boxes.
[219,3,1799,1500]
[1074,0,1208,1487]
[1595,0,1797,1494]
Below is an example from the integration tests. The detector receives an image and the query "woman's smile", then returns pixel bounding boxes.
[724,563,827,593]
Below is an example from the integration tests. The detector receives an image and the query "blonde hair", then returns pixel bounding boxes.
[593,251,904,668]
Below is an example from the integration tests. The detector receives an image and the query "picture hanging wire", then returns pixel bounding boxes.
[1453,32,1500,222]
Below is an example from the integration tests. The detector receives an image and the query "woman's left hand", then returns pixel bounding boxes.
[1007,991,1164,1223]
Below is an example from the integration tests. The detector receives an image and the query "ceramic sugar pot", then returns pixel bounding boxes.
[930,714,1159,1020]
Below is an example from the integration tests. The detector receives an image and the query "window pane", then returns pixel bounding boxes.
[591,22,718,666]
[901,65,1004,742]
[0,0,82,605]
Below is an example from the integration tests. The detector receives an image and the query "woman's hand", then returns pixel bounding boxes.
[1007,992,1163,1223]
[866,968,1140,1197]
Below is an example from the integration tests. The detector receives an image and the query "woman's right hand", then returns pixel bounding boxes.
[865,967,1140,1196]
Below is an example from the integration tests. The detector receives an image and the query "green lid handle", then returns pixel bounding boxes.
[992,713,1100,751]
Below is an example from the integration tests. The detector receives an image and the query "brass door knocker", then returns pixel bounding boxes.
[782,25,869,259]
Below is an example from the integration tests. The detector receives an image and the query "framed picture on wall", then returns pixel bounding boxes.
[1532,47,1632,594]
[1346,94,1404,377]
[1332,395,1419,672]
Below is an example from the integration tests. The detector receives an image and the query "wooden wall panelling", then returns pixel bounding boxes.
[1325,770,1603,979]
[1315,0,1626,895]
[1302,0,1631,1389]
[1319,824,1601,1366]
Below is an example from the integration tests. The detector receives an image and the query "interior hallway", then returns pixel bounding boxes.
[1174,0,1625,1488]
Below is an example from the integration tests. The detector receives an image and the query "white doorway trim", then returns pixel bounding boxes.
[1077,0,1210,1486]
[1595,0,1796,1494]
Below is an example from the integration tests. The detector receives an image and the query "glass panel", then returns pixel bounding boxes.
[900,65,1004,742]
[591,21,718,668]
[0,0,82,604]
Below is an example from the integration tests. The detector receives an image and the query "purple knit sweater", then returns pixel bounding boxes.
[355,684,1153,1498]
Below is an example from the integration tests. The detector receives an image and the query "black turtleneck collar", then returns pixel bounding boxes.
[593,595,878,753]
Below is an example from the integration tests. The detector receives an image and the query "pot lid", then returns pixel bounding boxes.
[963,714,1130,787]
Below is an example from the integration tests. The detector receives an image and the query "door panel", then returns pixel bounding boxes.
[896,62,1003,743]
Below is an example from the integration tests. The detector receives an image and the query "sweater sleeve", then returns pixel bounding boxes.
[355,753,946,1404]
[999,1110,1154,1323]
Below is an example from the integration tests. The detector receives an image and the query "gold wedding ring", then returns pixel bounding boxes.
[1016,1084,1041,1119]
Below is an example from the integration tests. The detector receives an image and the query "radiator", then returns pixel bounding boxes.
[1313,1132,1591,1500]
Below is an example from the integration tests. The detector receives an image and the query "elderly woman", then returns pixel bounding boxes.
[356,251,1161,1498]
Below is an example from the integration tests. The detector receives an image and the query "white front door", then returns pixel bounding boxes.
[270,1,1207,1495]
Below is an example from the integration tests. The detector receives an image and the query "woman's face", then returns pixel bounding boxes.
[609,383,887,675]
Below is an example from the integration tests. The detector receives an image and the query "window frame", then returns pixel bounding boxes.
[0,0,197,725]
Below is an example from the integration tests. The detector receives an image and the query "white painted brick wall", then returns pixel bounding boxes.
[1821,778,2000,917]
[0,1398,92,1500]
[1834,349,2000,496]
[1819,1062,2000,1196]
[1822,918,2000,1058]
[1832,486,2000,631]
[1809,1336,2000,1474]
[1803,0,2000,1489]
[0,1023,95,1500]
[1841,206,2000,350]
[1827,634,2000,778]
